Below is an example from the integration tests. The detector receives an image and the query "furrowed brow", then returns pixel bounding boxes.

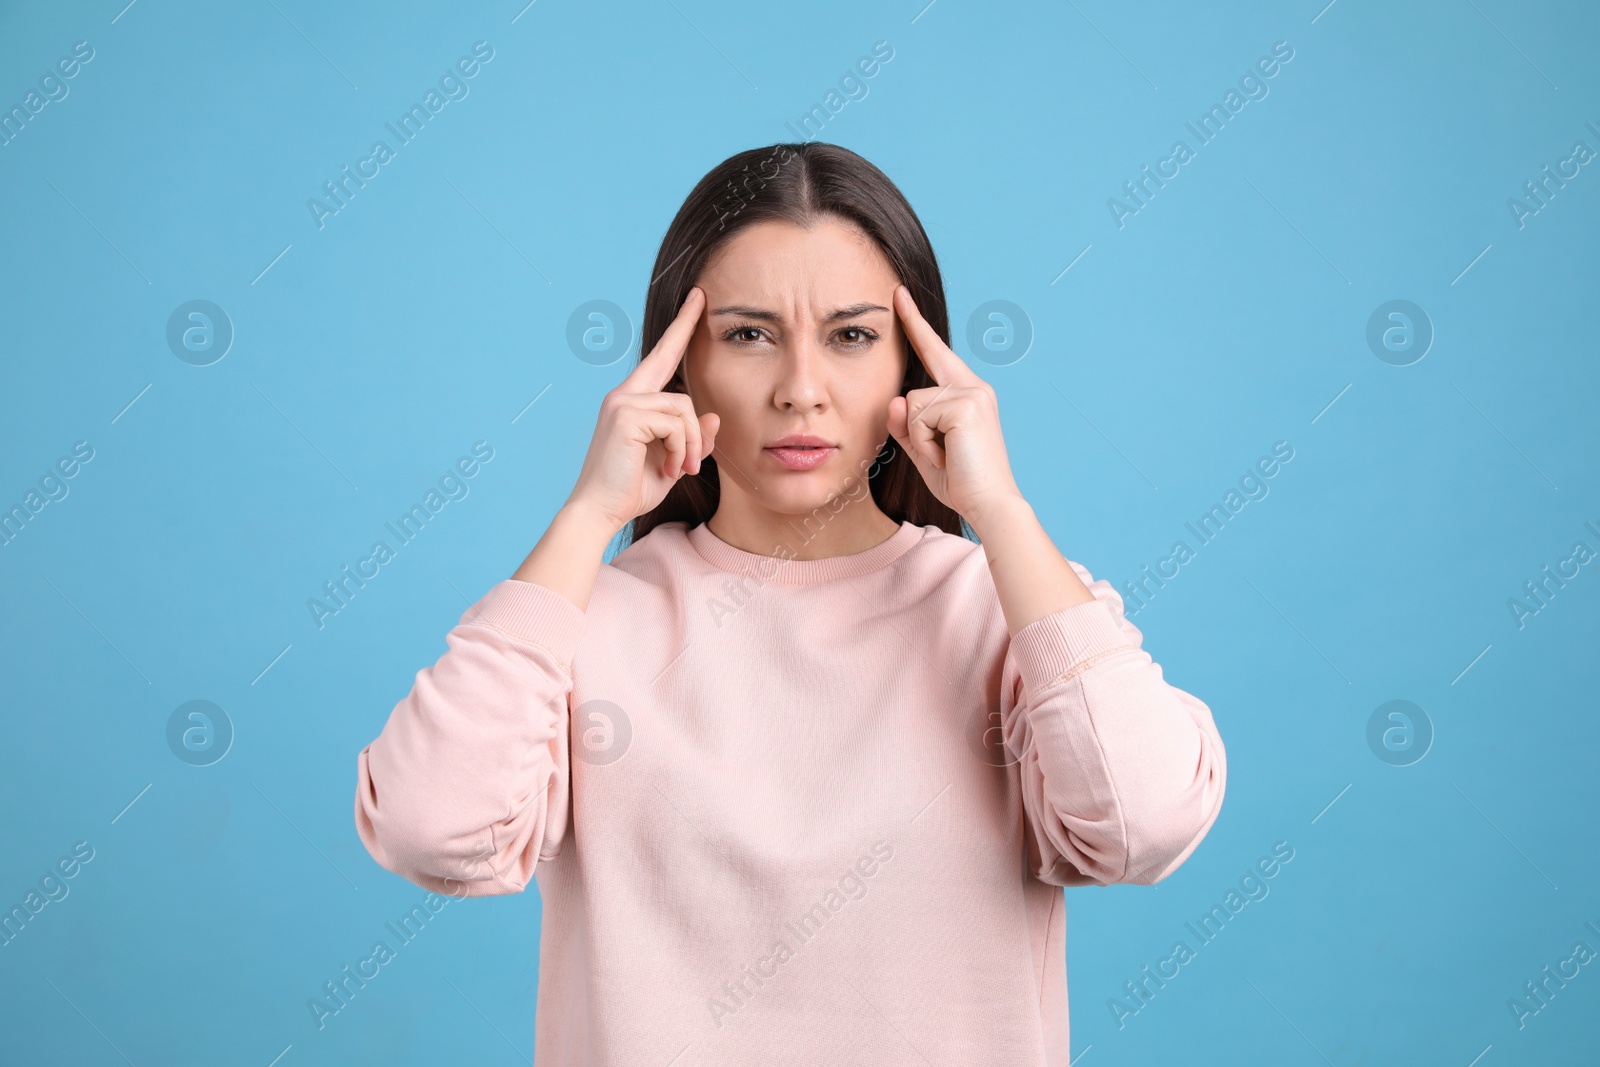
[709,303,890,322]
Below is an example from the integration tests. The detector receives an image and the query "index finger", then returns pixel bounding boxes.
[621,286,705,394]
[894,284,979,389]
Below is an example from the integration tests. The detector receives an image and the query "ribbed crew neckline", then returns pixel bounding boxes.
[683,519,925,585]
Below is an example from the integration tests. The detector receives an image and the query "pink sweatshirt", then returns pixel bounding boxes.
[354,518,1226,1064]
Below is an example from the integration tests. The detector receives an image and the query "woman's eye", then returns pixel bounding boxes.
[724,327,764,345]
[721,326,877,347]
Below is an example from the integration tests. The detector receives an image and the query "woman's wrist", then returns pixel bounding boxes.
[509,501,617,611]
[964,491,1032,542]
[556,497,624,547]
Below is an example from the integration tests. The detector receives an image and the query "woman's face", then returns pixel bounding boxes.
[681,216,908,518]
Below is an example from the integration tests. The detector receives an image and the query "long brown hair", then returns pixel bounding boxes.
[622,141,972,551]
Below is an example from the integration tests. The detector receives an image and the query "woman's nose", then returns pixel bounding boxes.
[774,336,827,411]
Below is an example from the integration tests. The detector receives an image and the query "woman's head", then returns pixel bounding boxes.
[625,142,968,546]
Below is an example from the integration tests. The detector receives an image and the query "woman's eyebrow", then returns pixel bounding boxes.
[709,303,890,322]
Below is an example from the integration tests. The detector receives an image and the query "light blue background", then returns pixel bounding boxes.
[2,0,1597,1063]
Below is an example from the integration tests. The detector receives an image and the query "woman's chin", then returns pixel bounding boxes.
[756,483,870,521]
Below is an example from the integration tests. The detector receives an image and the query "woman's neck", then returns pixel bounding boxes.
[704,496,902,561]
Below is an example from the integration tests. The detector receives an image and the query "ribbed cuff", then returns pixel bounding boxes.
[462,579,588,667]
[1007,596,1135,693]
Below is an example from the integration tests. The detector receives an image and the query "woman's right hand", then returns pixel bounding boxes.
[565,286,719,535]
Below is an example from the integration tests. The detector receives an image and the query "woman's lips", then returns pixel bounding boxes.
[764,446,837,471]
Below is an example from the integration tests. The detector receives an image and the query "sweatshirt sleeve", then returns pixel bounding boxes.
[354,578,586,897]
[998,559,1226,888]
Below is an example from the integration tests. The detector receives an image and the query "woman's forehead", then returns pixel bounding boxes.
[699,219,897,296]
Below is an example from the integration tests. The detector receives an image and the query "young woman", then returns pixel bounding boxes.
[354,141,1226,1065]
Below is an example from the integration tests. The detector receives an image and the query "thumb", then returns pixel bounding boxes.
[886,395,910,448]
[697,412,720,471]
[886,394,933,471]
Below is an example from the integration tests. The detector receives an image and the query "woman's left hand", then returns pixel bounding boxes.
[886,284,1025,527]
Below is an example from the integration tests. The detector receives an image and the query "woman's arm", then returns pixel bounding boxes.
[980,499,1227,887]
[882,285,1225,886]
[351,504,625,897]
[511,500,619,612]
[354,288,713,895]
[354,569,589,897]
[968,494,1097,636]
